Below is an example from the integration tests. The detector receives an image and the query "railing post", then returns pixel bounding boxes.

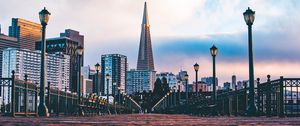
[11,70,15,117]
[279,76,284,117]
[57,89,60,116]
[256,78,261,116]
[47,82,51,115]
[24,74,28,117]
[35,84,38,117]
[266,75,271,116]
[65,86,67,115]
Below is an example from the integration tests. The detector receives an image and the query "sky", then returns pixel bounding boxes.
[0,0,300,85]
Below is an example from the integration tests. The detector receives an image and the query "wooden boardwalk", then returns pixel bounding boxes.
[0,114,300,125]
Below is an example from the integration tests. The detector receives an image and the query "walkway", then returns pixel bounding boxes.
[1,114,300,125]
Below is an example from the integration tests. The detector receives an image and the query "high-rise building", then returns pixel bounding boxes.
[101,54,127,95]
[60,29,84,64]
[2,48,70,90]
[35,37,80,92]
[9,18,41,50]
[137,1,155,71]
[126,69,156,94]
[232,75,237,90]
[0,33,18,78]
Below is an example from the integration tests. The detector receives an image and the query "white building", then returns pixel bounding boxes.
[126,69,156,94]
[156,72,177,88]
[2,48,70,90]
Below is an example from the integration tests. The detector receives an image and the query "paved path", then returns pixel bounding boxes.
[1,114,300,125]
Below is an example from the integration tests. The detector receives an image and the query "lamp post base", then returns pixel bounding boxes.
[38,104,49,117]
[246,104,257,116]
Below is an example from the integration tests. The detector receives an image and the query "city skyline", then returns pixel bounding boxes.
[0,0,299,84]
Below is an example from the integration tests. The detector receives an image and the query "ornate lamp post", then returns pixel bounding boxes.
[194,63,199,97]
[95,63,100,95]
[106,74,111,105]
[76,46,83,103]
[210,45,218,104]
[38,7,50,117]
[184,73,189,103]
[243,7,257,115]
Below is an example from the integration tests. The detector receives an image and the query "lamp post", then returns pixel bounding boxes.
[106,74,111,105]
[76,46,83,104]
[38,7,50,117]
[243,7,257,116]
[184,73,189,104]
[210,45,218,105]
[194,63,199,97]
[95,63,100,95]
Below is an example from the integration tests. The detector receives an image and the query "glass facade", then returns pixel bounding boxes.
[2,48,70,90]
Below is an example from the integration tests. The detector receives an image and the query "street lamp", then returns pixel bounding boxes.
[184,73,189,103]
[38,7,50,117]
[194,63,199,97]
[94,63,100,95]
[243,7,257,115]
[210,44,218,105]
[76,46,83,103]
[106,73,111,105]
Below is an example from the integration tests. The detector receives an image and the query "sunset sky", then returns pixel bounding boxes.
[0,0,299,84]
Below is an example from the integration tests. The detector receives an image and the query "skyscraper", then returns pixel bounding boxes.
[126,69,156,94]
[137,1,155,71]
[9,18,42,50]
[232,75,237,90]
[2,48,70,90]
[35,37,80,92]
[0,33,18,78]
[101,54,127,95]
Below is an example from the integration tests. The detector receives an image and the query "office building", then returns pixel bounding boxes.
[9,18,41,50]
[126,69,156,94]
[101,54,127,95]
[35,37,80,92]
[60,29,84,64]
[201,77,219,87]
[232,75,237,90]
[156,72,177,88]
[0,33,18,78]
[137,0,155,71]
[2,48,70,90]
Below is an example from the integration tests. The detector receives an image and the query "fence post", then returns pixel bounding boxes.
[11,70,15,117]
[65,86,67,115]
[24,74,28,117]
[256,78,261,116]
[279,76,284,117]
[35,84,39,117]
[57,89,60,116]
[47,82,51,115]
[266,75,271,116]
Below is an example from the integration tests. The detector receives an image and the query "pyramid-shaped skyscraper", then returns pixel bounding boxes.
[137,0,155,71]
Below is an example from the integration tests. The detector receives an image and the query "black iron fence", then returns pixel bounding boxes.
[0,71,140,117]
[152,76,300,117]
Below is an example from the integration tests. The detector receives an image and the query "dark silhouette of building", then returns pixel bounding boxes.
[137,1,155,71]
[35,37,79,92]
[9,18,41,50]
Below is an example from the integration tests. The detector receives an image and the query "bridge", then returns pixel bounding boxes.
[1,71,300,125]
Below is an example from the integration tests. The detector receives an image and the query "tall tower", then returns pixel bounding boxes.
[137,1,155,71]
